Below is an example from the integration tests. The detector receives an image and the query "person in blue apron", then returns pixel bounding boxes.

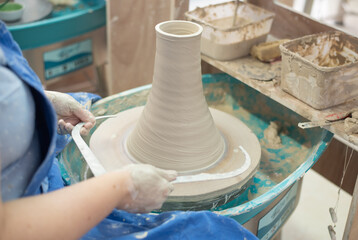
[0,21,258,240]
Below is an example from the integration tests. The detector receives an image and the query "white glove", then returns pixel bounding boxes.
[118,164,177,213]
[45,91,96,135]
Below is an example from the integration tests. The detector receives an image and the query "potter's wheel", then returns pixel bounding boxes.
[90,106,261,210]
[70,20,261,210]
[60,74,332,237]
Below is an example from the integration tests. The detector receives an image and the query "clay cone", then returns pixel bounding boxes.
[126,21,225,173]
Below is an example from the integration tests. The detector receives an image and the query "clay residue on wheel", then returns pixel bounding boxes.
[263,121,282,149]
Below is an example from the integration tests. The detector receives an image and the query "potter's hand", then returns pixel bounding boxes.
[118,164,177,213]
[45,91,95,135]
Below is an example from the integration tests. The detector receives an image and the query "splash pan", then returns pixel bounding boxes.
[59,73,332,216]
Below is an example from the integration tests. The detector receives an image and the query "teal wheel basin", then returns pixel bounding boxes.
[59,73,332,238]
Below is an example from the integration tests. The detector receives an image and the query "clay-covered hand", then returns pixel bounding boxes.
[118,164,177,213]
[45,91,96,135]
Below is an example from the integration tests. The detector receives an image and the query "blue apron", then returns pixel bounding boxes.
[0,21,258,240]
[0,21,58,197]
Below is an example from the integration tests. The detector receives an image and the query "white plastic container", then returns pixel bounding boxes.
[185,1,275,61]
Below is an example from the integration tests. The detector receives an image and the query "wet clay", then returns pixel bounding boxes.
[90,106,261,198]
[126,21,225,173]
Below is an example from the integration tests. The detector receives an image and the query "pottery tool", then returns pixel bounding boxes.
[298,111,353,129]
[172,146,251,183]
[72,115,117,177]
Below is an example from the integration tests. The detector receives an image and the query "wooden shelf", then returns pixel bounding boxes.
[201,54,358,149]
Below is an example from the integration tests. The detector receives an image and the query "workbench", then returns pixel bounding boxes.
[198,1,358,239]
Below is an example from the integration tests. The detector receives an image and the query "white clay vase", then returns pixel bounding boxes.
[126,20,226,173]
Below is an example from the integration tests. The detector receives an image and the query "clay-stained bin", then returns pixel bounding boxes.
[280,31,358,110]
[185,1,275,61]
